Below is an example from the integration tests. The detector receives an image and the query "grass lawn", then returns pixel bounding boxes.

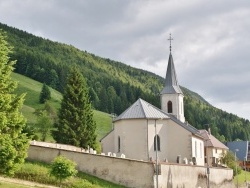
[234,170,250,186]
[94,110,112,141]
[11,72,113,142]
[11,161,126,188]
[12,72,62,110]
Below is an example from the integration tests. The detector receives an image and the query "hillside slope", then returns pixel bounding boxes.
[12,73,112,141]
[2,22,250,142]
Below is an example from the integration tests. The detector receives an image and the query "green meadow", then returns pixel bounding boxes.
[12,72,112,142]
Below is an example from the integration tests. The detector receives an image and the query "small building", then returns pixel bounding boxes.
[101,40,205,166]
[226,141,250,170]
[199,129,228,167]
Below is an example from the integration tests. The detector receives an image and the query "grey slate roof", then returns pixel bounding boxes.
[114,98,170,121]
[226,141,248,161]
[199,130,228,149]
[114,98,203,138]
[160,53,183,94]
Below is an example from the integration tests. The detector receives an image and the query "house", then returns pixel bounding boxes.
[226,141,250,170]
[199,129,228,167]
[101,38,205,166]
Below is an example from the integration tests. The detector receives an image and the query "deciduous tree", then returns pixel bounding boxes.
[50,155,77,184]
[221,151,242,176]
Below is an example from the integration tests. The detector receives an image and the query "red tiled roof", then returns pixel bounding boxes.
[199,129,228,149]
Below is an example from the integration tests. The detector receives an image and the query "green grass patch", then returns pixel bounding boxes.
[94,110,112,141]
[11,72,112,142]
[21,105,36,125]
[12,72,62,110]
[13,161,126,188]
[234,170,250,186]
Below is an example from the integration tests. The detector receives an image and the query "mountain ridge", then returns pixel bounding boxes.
[1,22,249,142]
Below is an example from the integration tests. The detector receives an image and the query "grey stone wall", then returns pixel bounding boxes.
[27,142,234,188]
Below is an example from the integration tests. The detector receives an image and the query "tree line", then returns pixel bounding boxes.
[1,22,250,142]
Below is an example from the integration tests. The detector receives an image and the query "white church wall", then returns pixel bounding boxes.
[101,117,204,166]
[166,120,192,163]
[101,130,115,154]
[147,119,194,164]
[114,119,148,161]
[148,119,166,161]
[191,136,205,166]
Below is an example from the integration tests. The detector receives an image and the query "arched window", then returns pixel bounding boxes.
[154,135,160,151]
[168,101,173,113]
[118,136,121,152]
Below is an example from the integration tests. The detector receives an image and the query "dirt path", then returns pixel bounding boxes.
[0,176,58,188]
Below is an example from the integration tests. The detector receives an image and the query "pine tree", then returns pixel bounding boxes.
[0,30,29,176]
[39,83,51,103]
[53,66,97,149]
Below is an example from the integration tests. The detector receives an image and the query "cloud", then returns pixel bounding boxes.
[0,0,249,119]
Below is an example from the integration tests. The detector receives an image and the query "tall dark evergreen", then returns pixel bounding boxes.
[53,66,97,149]
[39,83,51,103]
[0,30,29,176]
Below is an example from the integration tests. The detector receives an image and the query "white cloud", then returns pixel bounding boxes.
[0,0,250,120]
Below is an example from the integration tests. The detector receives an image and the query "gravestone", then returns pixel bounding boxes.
[120,154,126,158]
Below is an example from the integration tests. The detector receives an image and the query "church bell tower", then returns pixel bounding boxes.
[160,34,185,123]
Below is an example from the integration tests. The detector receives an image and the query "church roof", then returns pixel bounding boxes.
[199,130,228,149]
[113,98,203,138]
[114,98,170,121]
[160,53,183,94]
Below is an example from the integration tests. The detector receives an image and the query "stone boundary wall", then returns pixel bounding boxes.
[28,142,154,188]
[27,141,234,188]
[159,163,234,188]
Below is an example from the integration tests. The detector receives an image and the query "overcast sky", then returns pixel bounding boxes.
[0,0,250,120]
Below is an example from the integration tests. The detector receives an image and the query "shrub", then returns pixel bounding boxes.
[50,156,77,184]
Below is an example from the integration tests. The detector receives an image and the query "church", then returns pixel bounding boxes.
[101,36,205,166]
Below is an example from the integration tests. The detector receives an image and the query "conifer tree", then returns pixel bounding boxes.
[39,83,51,103]
[0,30,29,176]
[53,66,97,149]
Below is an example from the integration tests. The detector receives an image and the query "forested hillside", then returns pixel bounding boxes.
[1,22,249,142]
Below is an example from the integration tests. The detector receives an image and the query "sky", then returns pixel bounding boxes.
[0,0,250,120]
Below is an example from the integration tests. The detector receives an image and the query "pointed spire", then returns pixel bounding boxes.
[160,34,183,94]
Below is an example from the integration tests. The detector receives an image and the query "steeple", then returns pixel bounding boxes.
[160,34,185,122]
[160,34,183,95]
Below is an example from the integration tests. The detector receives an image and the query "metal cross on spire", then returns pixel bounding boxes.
[168,33,173,52]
